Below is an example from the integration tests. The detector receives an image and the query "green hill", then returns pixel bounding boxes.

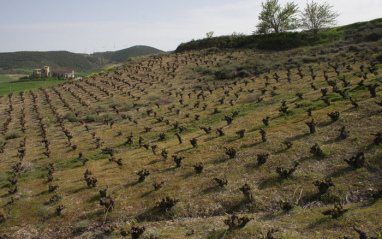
[92,45,164,63]
[176,18,382,52]
[0,45,164,74]
[0,51,103,73]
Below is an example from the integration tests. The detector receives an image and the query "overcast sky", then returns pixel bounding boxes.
[0,0,381,53]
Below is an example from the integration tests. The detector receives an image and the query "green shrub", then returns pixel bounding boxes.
[369,43,382,53]
[90,73,99,78]
[96,104,107,112]
[317,55,330,62]
[348,45,361,52]
[284,57,302,69]
[339,51,349,58]
[214,65,237,80]
[103,113,115,121]
[365,31,382,42]
[202,75,215,81]
[85,114,101,122]
[5,130,22,140]
[194,66,215,76]
[149,94,159,101]
[205,47,221,54]
[105,66,117,72]
[37,205,50,218]
[359,48,374,59]
[376,54,382,63]
[64,112,78,122]
[120,103,133,111]
[237,69,250,77]
[302,56,317,63]
[75,219,92,232]
[327,47,339,53]
[108,100,119,108]
[243,57,265,70]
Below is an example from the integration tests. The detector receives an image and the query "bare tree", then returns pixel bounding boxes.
[206,31,214,38]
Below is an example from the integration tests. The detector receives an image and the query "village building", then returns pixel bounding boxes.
[32,66,50,77]
[32,66,74,79]
[51,70,75,79]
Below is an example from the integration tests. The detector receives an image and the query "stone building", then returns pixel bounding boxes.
[32,66,50,77]
[32,66,75,79]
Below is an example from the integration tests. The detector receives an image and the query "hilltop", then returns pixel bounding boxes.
[176,18,382,52]
[0,45,164,74]
[0,19,381,238]
[92,45,165,64]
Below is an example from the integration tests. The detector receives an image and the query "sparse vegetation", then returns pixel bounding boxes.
[0,18,381,239]
[4,130,22,140]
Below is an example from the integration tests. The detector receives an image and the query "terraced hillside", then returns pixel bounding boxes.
[0,40,381,238]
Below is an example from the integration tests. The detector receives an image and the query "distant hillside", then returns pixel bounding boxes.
[0,45,163,74]
[92,45,163,63]
[0,51,104,73]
